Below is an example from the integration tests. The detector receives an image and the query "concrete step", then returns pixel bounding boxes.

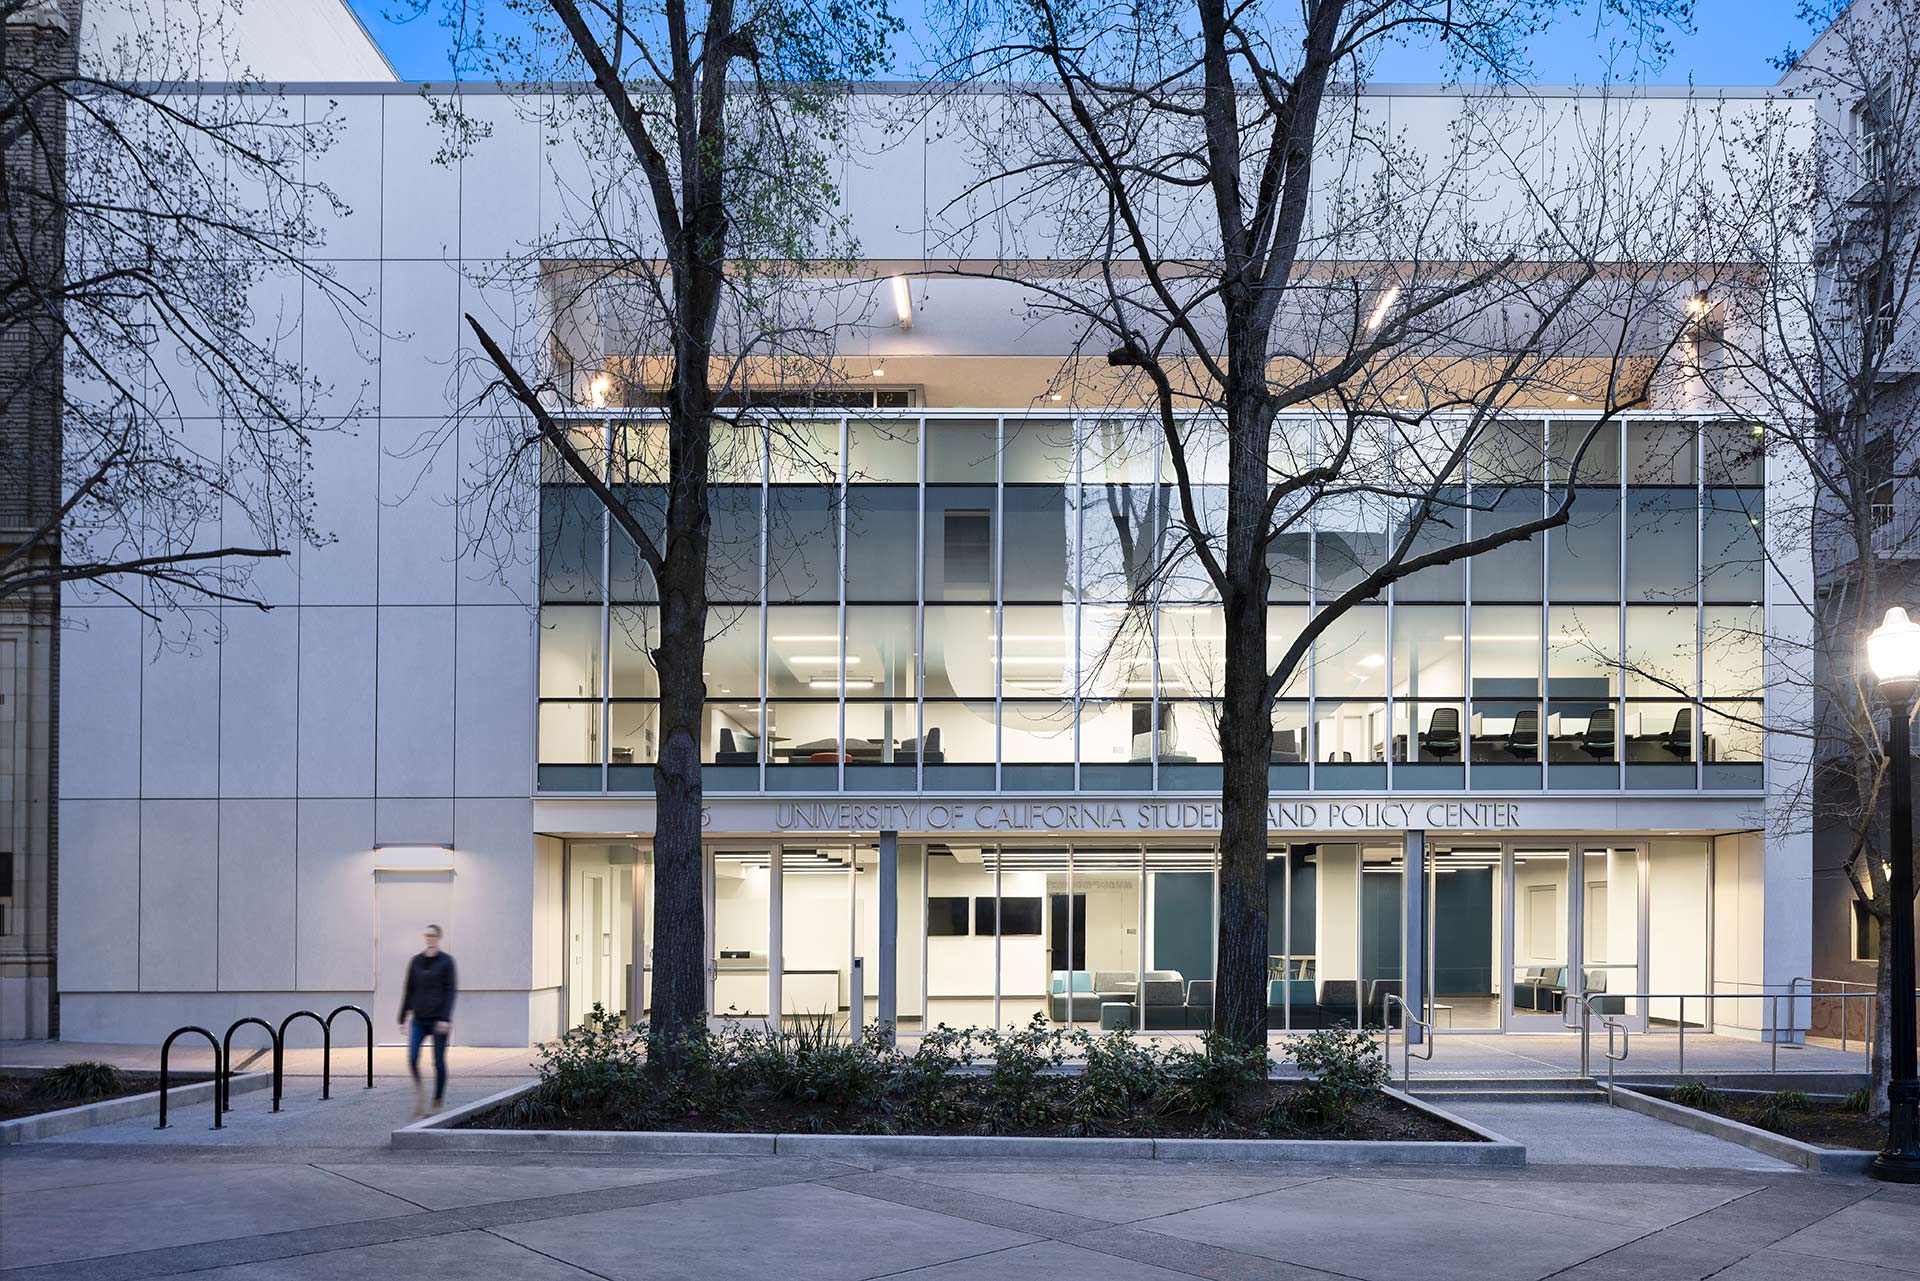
[1407,1077,1605,1103]
[1414,1088,1606,1103]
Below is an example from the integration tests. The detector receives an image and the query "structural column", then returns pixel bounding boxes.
[878,830,898,1042]
[768,843,783,1031]
[629,850,647,1027]
[1403,830,1426,1045]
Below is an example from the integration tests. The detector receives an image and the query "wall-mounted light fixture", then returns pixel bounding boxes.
[891,275,914,329]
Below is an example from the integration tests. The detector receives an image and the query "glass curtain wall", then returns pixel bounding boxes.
[537,415,1760,795]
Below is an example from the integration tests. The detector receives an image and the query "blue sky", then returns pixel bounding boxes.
[351,0,1812,87]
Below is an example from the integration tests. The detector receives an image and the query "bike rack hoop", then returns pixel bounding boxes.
[274,1010,332,1109]
[325,1005,376,1091]
[157,1026,223,1130]
[219,1017,281,1114]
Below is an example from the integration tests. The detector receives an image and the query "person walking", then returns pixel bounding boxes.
[398,924,457,1116]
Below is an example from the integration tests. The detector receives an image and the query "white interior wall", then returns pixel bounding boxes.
[1712,832,1768,1034]
[1317,846,1359,985]
[1646,838,1710,1025]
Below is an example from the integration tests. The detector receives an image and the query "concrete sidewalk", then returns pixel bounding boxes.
[2,1058,1915,1281]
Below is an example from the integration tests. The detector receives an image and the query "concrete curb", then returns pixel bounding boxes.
[0,1072,272,1144]
[392,1080,1524,1165]
[1609,1086,1876,1174]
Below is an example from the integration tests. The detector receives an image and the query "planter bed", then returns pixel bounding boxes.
[456,1077,1469,1142]
[1610,1086,1877,1173]
[396,1080,1522,1165]
[0,1069,212,1123]
[0,1068,272,1144]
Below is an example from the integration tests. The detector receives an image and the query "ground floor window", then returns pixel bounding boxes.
[558,833,1720,1038]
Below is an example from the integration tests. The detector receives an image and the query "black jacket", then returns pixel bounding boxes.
[400,951,457,1023]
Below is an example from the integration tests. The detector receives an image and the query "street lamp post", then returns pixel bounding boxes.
[1867,606,1920,1183]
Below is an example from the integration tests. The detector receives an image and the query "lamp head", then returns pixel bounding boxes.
[1867,606,1920,686]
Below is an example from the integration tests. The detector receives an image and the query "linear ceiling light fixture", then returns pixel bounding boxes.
[1365,285,1400,332]
[891,275,914,329]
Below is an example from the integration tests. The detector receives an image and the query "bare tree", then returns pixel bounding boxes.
[1672,0,1920,1115]
[926,0,1729,1048]
[414,0,900,1050]
[1,0,361,624]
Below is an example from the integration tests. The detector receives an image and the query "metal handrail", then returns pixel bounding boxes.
[325,1005,376,1092]
[1380,993,1433,1087]
[1566,986,1901,1080]
[1600,1015,1629,1102]
[156,1026,223,1130]
[274,1010,331,1109]
[219,1017,281,1114]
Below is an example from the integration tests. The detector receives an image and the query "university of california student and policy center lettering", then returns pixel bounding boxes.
[54,80,1813,1051]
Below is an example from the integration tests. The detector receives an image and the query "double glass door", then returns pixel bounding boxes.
[1424,842,1646,1033]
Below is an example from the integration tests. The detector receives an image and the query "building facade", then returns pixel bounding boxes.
[52,80,1822,1048]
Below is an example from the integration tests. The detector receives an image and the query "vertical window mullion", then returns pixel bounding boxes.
[1695,418,1706,790]
[1305,414,1318,792]
[1462,417,1474,794]
[758,422,770,792]
[1616,415,1628,790]
[1073,416,1084,792]
[994,415,1005,791]
[916,411,926,794]
[838,415,849,793]
[600,422,614,794]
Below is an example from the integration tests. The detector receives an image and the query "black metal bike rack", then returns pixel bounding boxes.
[157,1026,223,1130]
[325,1005,376,1091]
[274,1009,330,1109]
[220,1017,281,1113]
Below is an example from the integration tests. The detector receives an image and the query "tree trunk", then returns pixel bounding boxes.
[1215,582,1272,1049]
[1212,386,1274,1052]
[646,404,712,1058]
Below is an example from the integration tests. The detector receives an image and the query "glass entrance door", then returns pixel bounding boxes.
[1425,846,1503,1030]
[1577,844,1648,1032]
[1506,848,1572,1030]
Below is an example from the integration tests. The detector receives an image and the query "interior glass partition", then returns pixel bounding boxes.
[564,842,639,1030]
[778,846,854,1029]
[711,850,771,1022]
[1580,846,1644,1027]
[1508,848,1571,1029]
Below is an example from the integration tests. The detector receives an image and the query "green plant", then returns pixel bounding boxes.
[977,1016,1070,1132]
[1065,1028,1167,1135]
[1842,1086,1871,1114]
[1668,1078,1727,1112]
[1284,1024,1387,1130]
[1157,1034,1269,1125]
[1751,1089,1809,1134]
[32,1061,128,1103]
[530,1003,655,1128]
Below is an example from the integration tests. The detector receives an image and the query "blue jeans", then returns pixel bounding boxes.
[407,1017,448,1101]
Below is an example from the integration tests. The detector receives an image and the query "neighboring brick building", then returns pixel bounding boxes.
[0,0,73,1039]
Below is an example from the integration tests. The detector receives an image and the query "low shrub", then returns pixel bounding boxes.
[1842,1086,1872,1114]
[499,1013,1406,1140]
[1752,1089,1809,1134]
[1280,1024,1388,1133]
[1668,1078,1727,1112]
[32,1061,128,1103]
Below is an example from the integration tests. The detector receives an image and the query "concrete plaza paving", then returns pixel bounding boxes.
[1,1055,1915,1281]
